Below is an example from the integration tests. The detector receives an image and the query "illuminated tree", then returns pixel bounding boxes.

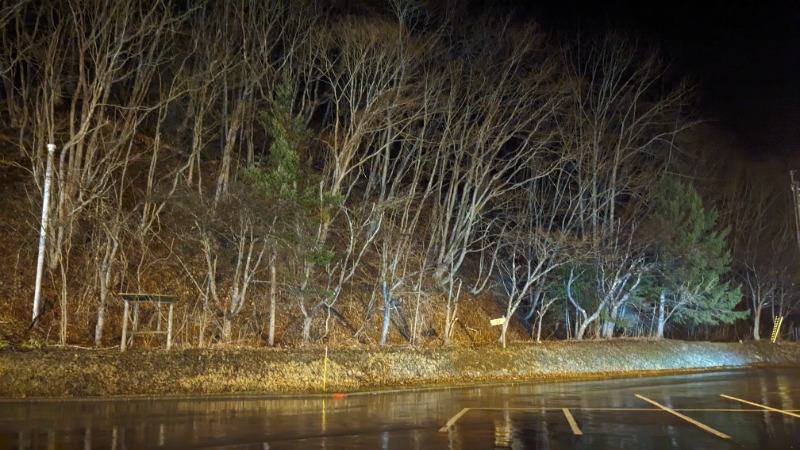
[645,177,745,338]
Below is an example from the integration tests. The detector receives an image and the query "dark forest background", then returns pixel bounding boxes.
[1,0,798,349]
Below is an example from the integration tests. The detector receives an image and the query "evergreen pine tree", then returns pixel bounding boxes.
[646,177,746,337]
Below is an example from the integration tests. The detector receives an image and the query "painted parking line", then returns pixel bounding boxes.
[439,408,470,432]
[446,406,798,413]
[720,394,800,419]
[635,394,731,440]
[439,407,585,435]
[437,404,794,434]
[562,408,583,435]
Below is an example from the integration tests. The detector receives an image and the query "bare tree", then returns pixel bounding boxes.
[560,33,692,249]
[179,194,272,345]
[9,0,187,344]
[597,235,648,339]
[281,14,430,344]
[566,230,648,340]
[360,46,445,344]
[494,162,581,347]
[741,261,782,340]
[725,165,799,340]
[422,19,565,343]
[91,206,124,346]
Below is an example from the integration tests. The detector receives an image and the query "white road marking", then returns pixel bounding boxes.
[439,408,471,432]
[635,394,731,440]
[720,394,800,419]
[467,407,794,412]
[436,404,797,435]
[562,408,583,435]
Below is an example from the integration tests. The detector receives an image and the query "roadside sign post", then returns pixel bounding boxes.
[490,317,506,327]
[490,317,506,347]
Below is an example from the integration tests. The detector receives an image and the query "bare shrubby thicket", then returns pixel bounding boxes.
[0,0,791,349]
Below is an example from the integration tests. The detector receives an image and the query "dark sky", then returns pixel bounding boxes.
[526,0,800,158]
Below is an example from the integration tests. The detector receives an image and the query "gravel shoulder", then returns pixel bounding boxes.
[1,340,798,398]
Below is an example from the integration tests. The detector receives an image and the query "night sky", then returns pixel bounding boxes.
[523,0,800,158]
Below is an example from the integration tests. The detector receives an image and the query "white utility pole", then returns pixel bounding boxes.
[32,143,56,323]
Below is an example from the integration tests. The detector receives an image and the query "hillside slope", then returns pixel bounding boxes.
[1,340,798,398]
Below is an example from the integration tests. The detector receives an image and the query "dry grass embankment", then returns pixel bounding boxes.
[1,340,799,398]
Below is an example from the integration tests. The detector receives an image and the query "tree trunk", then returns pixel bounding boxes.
[534,299,556,342]
[536,313,544,342]
[576,321,590,341]
[197,313,206,347]
[443,295,453,346]
[302,315,312,345]
[379,281,392,345]
[603,304,620,338]
[214,98,246,207]
[753,306,761,341]
[575,320,591,341]
[94,294,106,347]
[576,308,602,340]
[222,314,233,343]
[59,262,68,346]
[94,233,119,347]
[443,278,460,346]
[656,290,666,339]
[379,303,392,346]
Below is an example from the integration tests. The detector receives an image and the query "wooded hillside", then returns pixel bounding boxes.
[1,0,797,349]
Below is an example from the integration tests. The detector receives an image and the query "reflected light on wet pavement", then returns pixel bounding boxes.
[2,368,800,449]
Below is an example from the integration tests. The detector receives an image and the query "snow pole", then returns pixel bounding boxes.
[32,143,56,323]
[771,316,784,343]
[323,346,329,390]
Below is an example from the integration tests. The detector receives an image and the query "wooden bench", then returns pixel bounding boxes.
[120,293,177,351]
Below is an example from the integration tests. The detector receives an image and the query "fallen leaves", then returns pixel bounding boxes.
[0,340,797,398]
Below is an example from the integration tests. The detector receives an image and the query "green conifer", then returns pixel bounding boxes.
[647,177,746,331]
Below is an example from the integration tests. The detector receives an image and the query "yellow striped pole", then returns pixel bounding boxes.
[323,346,329,389]
[771,316,784,343]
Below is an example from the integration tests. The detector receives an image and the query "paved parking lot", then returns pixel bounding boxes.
[439,388,800,449]
[3,368,800,449]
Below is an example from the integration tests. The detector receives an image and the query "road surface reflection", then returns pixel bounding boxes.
[1,368,799,449]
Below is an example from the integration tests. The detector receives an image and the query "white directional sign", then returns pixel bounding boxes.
[490,317,506,326]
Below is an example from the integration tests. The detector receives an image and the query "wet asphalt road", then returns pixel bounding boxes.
[1,367,799,449]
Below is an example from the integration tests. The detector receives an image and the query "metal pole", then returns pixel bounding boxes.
[32,143,56,323]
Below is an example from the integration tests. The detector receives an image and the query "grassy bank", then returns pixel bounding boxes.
[1,340,799,398]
